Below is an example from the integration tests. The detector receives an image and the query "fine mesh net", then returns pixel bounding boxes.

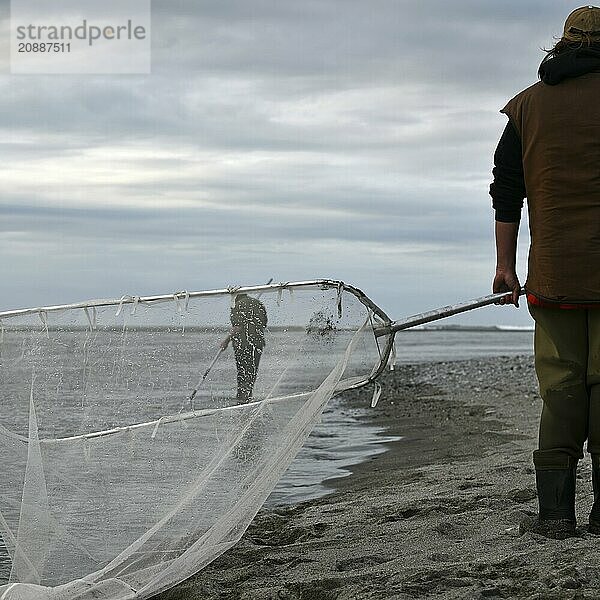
[0,281,392,600]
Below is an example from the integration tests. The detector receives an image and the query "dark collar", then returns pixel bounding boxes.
[538,48,600,85]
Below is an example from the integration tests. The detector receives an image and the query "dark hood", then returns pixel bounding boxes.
[538,47,600,85]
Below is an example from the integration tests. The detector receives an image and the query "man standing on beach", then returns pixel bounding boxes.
[221,293,268,403]
[490,6,600,538]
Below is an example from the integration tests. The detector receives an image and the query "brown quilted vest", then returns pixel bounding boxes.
[502,72,600,303]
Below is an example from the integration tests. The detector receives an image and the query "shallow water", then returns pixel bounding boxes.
[267,395,400,506]
[392,329,533,363]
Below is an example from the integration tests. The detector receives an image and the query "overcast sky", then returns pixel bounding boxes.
[0,1,579,325]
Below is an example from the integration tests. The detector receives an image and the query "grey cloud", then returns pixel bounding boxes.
[1,0,561,325]
[0,194,492,249]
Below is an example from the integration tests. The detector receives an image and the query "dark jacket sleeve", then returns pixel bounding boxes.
[489,120,526,223]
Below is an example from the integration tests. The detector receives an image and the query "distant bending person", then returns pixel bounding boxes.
[221,294,268,403]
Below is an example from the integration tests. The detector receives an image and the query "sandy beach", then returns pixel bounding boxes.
[157,355,600,600]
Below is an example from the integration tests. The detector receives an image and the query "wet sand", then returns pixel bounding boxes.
[158,356,600,600]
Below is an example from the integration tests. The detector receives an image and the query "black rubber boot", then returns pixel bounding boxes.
[589,456,600,534]
[519,468,577,539]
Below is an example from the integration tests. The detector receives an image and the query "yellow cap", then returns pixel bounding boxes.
[563,6,600,41]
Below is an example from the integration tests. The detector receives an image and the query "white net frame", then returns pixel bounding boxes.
[0,280,393,600]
